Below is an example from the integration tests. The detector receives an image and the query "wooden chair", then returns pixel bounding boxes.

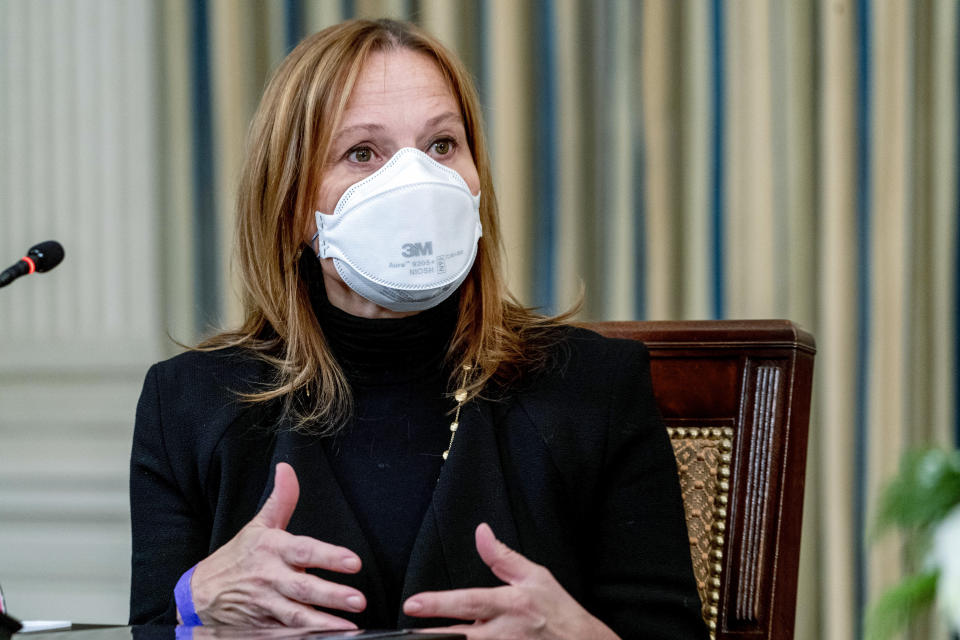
[584,320,815,640]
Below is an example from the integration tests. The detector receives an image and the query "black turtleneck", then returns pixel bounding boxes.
[301,252,459,620]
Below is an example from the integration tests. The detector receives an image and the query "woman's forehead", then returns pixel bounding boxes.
[339,49,460,124]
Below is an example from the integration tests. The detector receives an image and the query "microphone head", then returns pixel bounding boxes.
[27,240,65,273]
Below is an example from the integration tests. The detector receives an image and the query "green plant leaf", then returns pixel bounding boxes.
[863,570,939,640]
[872,449,960,539]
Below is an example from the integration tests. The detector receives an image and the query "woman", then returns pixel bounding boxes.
[130,18,708,640]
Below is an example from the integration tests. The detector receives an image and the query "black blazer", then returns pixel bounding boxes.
[129,327,708,639]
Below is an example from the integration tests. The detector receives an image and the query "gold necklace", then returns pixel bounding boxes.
[442,364,471,460]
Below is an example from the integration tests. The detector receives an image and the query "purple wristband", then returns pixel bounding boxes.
[174,565,203,626]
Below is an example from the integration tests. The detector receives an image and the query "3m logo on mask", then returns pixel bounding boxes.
[401,242,433,258]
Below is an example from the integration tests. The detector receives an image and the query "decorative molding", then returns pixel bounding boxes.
[668,426,734,640]
[735,365,782,622]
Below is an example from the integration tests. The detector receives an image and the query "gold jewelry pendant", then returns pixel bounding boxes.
[442,365,472,460]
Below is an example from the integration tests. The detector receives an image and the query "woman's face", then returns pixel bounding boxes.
[310,48,481,318]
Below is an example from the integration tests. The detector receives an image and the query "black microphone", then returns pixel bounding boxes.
[0,241,65,289]
[1,611,22,640]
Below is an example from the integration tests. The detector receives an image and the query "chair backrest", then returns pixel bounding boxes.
[584,320,815,640]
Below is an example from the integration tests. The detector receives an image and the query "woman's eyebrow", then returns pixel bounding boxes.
[332,123,385,144]
[423,111,462,129]
[331,112,462,147]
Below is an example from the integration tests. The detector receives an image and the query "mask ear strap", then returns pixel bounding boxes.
[311,230,321,257]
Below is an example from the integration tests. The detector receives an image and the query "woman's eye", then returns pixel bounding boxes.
[431,139,453,156]
[348,147,373,163]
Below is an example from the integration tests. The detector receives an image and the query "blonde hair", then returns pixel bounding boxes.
[202,18,573,432]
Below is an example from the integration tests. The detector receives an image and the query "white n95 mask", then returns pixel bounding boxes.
[313,147,483,312]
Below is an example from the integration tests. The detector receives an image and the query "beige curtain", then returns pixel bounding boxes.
[157,1,960,638]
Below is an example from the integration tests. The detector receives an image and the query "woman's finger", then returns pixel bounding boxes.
[474,523,543,585]
[261,595,360,629]
[278,533,362,573]
[253,463,300,530]
[403,586,514,620]
[273,572,366,612]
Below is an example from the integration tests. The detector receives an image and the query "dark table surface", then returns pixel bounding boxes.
[15,626,464,640]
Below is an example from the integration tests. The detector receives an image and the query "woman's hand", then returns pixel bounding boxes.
[186,463,367,628]
[403,523,620,640]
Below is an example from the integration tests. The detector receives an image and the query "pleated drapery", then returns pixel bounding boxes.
[154,2,959,638]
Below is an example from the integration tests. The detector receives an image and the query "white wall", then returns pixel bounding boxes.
[0,0,163,623]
